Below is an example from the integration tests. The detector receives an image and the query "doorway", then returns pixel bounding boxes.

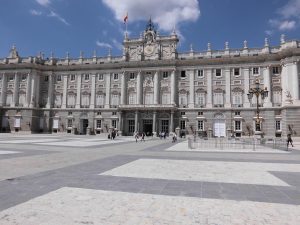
[161,120,169,134]
[143,119,153,136]
[80,119,89,135]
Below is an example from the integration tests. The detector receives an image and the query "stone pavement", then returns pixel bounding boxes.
[0,134,300,224]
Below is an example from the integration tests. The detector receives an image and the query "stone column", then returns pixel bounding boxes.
[225,68,231,108]
[243,68,250,108]
[206,69,213,108]
[137,71,142,105]
[12,72,19,107]
[153,71,159,104]
[105,73,111,108]
[35,73,40,106]
[0,73,7,106]
[46,73,53,108]
[120,71,126,105]
[76,74,82,109]
[90,74,96,109]
[29,71,37,108]
[26,73,32,107]
[170,70,176,105]
[189,70,195,108]
[152,111,157,135]
[134,111,138,132]
[62,74,68,109]
[263,66,272,107]
[281,63,288,105]
[170,111,174,133]
[118,112,123,135]
[292,61,299,104]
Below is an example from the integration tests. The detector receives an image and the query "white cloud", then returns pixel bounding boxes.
[112,39,123,50]
[48,10,70,26]
[101,0,200,32]
[269,19,296,31]
[96,41,112,48]
[265,30,273,36]
[279,0,300,19]
[279,20,296,31]
[36,0,51,7]
[30,9,42,16]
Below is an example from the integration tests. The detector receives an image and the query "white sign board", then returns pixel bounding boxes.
[53,119,59,129]
[214,122,226,137]
[14,118,21,128]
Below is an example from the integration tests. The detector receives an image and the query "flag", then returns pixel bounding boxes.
[123,12,128,24]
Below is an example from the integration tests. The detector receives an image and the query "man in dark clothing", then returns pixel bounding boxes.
[287,134,294,147]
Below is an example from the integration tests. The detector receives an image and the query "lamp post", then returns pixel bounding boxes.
[247,78,268,137]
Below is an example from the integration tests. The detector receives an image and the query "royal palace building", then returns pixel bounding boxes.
[0,21,300,137]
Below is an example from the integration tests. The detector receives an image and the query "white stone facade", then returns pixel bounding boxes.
[0,22,300,137]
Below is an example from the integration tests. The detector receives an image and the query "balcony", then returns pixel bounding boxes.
[119,104,177,111]
[213,104,224,108]
[232,104,243,108]
[195,104,205,108]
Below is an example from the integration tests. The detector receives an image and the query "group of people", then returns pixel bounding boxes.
[108,129,117,140]
[158,132,167,139]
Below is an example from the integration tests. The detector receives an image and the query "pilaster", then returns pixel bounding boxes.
[243,68,251,108]
[75,74,82,109]
[0,73,7,106]
[225,68,231,108]
[120,71,126,105]
[46,73,53,108]
[263,66,272,107]
[12,72,19,107]
[105,73,111,108]
[206,69,213,108]
[137,71,142,105]
[61,74,68,109]
[170,70,176,105]
[153,71,159,104]
[188,70,195,108]
[90,74,96,109]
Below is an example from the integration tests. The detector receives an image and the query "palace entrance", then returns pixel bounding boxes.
[80,119,89,135]
[214,113,226,137]
[143,119,153,136]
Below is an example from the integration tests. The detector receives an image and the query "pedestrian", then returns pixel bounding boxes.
[172,133,177,143]
[134,132,139,143]
[141,132,146,142]
[287,133,294,148]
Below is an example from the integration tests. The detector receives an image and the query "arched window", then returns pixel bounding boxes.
[6,90,13,106]
[96,91,105,108]
[161,87,170,104]
[213,89,224,107]
[272,86,282,106]
[81,92,90,108]
[179,89,188,107]
[195,89,206,108]
[54,92,62,108]
[111,91,119,107]
[144,87,153,105]
[18,91,26,107]
[232,88,243,107]
[67,91,76,108]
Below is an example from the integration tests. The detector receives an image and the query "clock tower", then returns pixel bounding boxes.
[123,18,179,61]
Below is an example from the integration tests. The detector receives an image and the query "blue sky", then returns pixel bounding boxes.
[0,0,299,58]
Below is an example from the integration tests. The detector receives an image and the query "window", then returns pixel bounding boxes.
[129,73,135,80]
[70,74,75,81]
[44,76,49,82]
[180,112,185,116]
[113,73,119,80]
[112,120,117,128]
[98,74,104,80]
[67,119,73,128]
[275,121,281,130]
[213,92,224,105]
[197,70,204,78]
[84,74,90,81]
[232,92,243,106]
[68,112,72,116]
[128,92,136,105]
[21,74,27,81]
[235,111,241,116]
[273,67,280,75]
[67,93,76,108]
[215,69,222,77]
[146,71,152,75]
[273,91,282,105]
[97,112,101,115]
[198,111,203,116]
[112,112,117,115]
[235,121,241,131]
[56,75,62,82]
[234,68,240,76]
[161,92,170,104]
[179,93,188,106]
[9,75,14,81]
[181,71,186,78]
[195,92,206,107]
[144,92,153,105]
[81,93,90,107]
[128,120,135,133]
[96,120,102,128]
[111,94,119,106]
[180,120,186,130]
[252,67,259,75]
[96,94,105,107]
[198,120,204,131]
[163,71,168,78]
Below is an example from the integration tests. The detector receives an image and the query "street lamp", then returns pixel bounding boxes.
[247,78,268,135]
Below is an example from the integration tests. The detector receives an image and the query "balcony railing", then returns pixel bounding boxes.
[213,104,224,108]
[232,104,243,108]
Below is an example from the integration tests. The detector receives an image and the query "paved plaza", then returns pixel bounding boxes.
[0,134,300,224]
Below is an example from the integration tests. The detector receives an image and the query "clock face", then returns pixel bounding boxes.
[144,45,154,55]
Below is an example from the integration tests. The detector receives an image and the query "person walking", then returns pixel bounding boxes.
[287,133,294,148]
[141,132,146,142]
[135,132,139,143]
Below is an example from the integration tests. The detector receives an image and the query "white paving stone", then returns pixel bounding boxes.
[0,187,299,225]
[0,139,60,144]
[167,140,289,153]
[0,150,20,155]
[101,159,300,186]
